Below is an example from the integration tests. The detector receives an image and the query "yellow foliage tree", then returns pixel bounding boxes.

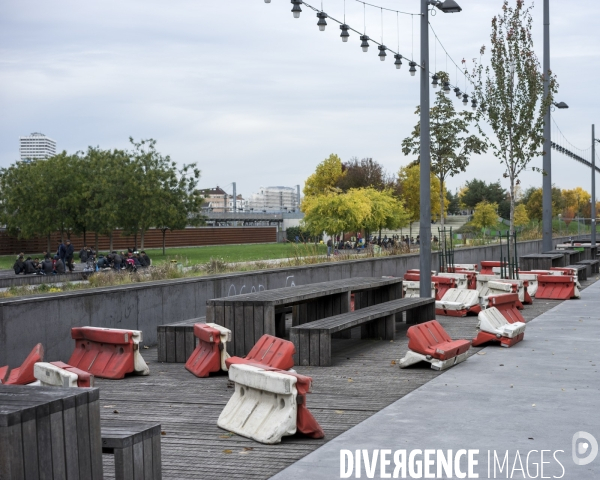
[471,201,498,241]
[303,154,344,197]
[513,203,529,227]
[397,164,447,224]
[562,187,591,216]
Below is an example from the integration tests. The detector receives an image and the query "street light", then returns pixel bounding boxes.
[360,35,370,52]
[317,12,328,31]
[394,54,403,69]
[378,45,387,61]
[419,0,462,298]
[409,61,417,76]
[291,0,302,18]
[553,101,569,109]
[340,24,350,42]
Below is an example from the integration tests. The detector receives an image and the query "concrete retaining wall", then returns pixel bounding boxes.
[0,235,588,366]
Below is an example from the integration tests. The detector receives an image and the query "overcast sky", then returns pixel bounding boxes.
[1,0,598,199]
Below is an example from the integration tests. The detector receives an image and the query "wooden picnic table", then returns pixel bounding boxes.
[206,277,403,356]
[0,385,103,480]
[556,243,599,260]
[544,249,581,265]
[520,253,565,271]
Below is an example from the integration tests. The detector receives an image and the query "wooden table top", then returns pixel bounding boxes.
[207,277,402,306]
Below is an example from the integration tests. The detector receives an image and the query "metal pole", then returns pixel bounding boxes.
[542,0,553,251]
[419,0,432,297]
[592,125,597,246]
[233,182,237,213]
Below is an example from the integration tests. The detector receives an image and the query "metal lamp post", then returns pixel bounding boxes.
[593,126,598,246]
[419,0,462,297]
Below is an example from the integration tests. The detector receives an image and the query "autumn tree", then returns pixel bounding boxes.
[303,154,344,197]
[471,201,499,242]
[398,164,446,239]
[336,157,387,192]
[471,0,558,248]
[513,203,529,227]
[524,186,563,222]
[402,83,487,232]
[562,187,590,217]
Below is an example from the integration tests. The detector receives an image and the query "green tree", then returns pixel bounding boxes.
[471,201,499,241]
[0,156,69,251]
[446,191,461,215]
[471,0,558,247]
[363,188,410,238]
[460,179,507,209]
[402,83,487,231]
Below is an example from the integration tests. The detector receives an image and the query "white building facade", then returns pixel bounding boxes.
[247,186,300,212]
[19,132,56,161]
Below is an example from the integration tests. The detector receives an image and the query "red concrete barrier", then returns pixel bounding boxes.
[480,261,505,275]
[0,366,8,383]
[399,320,471,370]
[2,343,44,385]
[535,275,580,300]
[226,335,295,370]
[486,294,525,323]
[68,327,149,379]
[185,323,231,378]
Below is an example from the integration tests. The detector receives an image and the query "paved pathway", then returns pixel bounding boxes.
[273,281,600,479]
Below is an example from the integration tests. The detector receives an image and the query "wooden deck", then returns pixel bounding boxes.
[98,278,595,479]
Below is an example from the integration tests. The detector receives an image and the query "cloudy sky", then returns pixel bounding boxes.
[1,0,598,200]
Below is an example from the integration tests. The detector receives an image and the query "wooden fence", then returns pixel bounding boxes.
[0,227,278,255]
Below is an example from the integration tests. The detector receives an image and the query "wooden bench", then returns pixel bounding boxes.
[577,259,599,275]
[157,318,204,363]
[101,421,162,480]
[289,297,435,366]
[565,264,587,281]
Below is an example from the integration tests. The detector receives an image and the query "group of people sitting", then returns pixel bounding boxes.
[95,249,152,271]
[13,243,151,275]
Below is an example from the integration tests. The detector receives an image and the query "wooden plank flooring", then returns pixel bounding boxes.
[99,278,595,479]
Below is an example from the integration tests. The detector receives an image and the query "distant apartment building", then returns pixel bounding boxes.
[247,186,300,212]
[19,132,56,161]
[201,186,246,213]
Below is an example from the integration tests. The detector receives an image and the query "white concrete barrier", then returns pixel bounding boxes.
[34,363,79,387]
[435,289,480,316]
[478,307,526,338]
[217,364,298,444]
[403,281,436,298]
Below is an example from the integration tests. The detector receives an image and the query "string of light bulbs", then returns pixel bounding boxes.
[268,0,477,109]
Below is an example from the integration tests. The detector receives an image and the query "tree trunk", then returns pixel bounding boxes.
[509,177,516,257]
[109,232,113,252]
[162,229,167,255]
[134,231,138,251]
[439,176,446,255]
[94,233,99,253]
[140,230,145,250]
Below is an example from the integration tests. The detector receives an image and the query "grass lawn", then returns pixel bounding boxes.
[0,243,328,271]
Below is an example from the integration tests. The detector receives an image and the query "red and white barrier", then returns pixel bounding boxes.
[399,320,471,371]
[217,363,324,444]
[33,361,94,388]
[472,307,526,347]
[185,323,231,378]
[435,289,481,317]
[0,343,44,385]
[68,327,149,380]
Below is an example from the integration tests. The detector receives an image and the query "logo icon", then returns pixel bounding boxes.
[572,432,599,466]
